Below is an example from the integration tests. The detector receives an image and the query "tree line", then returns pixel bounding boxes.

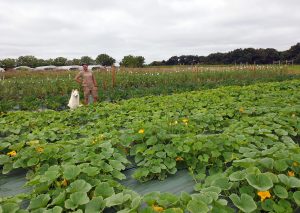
[0,54,145,69]
[150,43,300,66]
[0,43,299,69]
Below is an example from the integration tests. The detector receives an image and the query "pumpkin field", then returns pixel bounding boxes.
[0,65,298,112]
[0,66,300,212]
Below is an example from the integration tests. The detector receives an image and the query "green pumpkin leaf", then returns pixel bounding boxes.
[62,165,81,180]
[81,166,99,176]
[229,193,257,213]
[40,170,60,182]
[50,191,66,206]
[187,199,209,213]
[131,197,142,209]
[111,170,126,180]
[229,170,247,181]
[275,129,288,136]
[278,174,300,188]
[27,157,39,166]
[2,162,13,174]
[289,177,300,188]
[239,186,255,197]
[70,192,90,206]
[246,173,273,191]
[163,208,183,213]
[0,202,19,213]
[274,159,288,172]
[233,158,256,168]
[133,168,149,180]
[85,197,105,213]
[104,193,131,207]
[94,182,115,198]
[157,193,179,207]
[28,194,51,210]
[201,186,222,194]
[109,160,125,170]
[191,194,213,205]
[259,158,274,169]
[150,165,161,173]
[211,177,232,190]
[44,206,63,213]
[264,172,279,183]
[146,136,157,145]
[273,185,288,198]
[64,199,77,210]
[0,155,11,165]
[293,191,300,206]
[66,179,92,193]
[212,201,234,213]
[261,199,275,211]
[180,191,192,205]
[156,151,166,158]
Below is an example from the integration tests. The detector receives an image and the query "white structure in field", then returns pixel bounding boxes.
[34,65,57,71]
[26,64,110,71]
[89,65,105,70]
[58,65,82,71]
[14,66,33,70]
[0,67,5,72]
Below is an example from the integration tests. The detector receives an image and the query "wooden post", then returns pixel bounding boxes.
[102,80,107,91]
[112,65,116,88]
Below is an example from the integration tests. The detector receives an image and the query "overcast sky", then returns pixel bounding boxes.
[0,0,299,63]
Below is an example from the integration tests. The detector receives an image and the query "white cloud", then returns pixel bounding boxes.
[0,0,299,63]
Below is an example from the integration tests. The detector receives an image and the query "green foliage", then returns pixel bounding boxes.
[0,58,16,69]
[0,65,299,111]
[120,55,145,67]
[229,193,257,212]
[80,56,94,65]
[53,57,68,66]
[0,79,300,212]
[95,53,115,66]
[16,56,39,68]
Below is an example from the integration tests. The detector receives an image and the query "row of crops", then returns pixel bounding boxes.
[0,79,299,212]
[0,65,298,111]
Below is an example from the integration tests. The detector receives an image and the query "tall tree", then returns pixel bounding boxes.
[166,56,179,65]
[16,55,38,67]
[53,57,68,66]
[72,58,81,65]
[120,55,145,67]
[44,59,54,66]
[36,59,47,67]
[80,56,94,65]
[95,54,116,66]
[0,58,16,69]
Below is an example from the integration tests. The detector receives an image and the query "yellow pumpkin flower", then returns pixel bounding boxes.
[288,171,295,177]
[293,162,299,167]
[182,118,188,123]
[176,157,184,161]
[257,191,271,202]
[138,129,145,134]
[152,204,164,212]
[292,114,296,117]
[36,147,44,153]
[61,179,68,187]
[239,107,245,113]
[169,120,178,126]
[7,150,17,157]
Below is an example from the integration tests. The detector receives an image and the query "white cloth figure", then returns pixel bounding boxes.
[68,89,80,109]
